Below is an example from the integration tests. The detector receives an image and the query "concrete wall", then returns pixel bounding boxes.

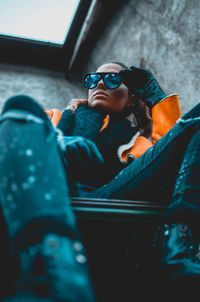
[0,0,199,115]
[0,63,84,113]
[84,0,200,114]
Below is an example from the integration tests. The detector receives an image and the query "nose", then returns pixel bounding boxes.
[97,79,106,90]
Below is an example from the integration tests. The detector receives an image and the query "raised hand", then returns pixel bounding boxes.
[119,66,166,108]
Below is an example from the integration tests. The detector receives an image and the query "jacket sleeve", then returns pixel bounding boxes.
[121,94,181,161]
[56,109,74,136]
[151,94,182,144]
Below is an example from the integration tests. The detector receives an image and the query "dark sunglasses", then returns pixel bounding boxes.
[83,72,122,89]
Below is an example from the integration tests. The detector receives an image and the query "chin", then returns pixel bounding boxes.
[89,100,107,109]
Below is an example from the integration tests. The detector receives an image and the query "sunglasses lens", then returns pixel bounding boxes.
[104,73,121,88]
[84,74,101,89]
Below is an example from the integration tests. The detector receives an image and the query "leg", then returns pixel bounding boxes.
[0,95,96,301]
[159,128,200,288]
[163,128,200,225]
[85,103,200,295]
[81,104,200,206]
[81,104,200,296]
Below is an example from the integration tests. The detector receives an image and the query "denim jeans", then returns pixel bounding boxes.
[1,97,200,229]
[0,95,199,301]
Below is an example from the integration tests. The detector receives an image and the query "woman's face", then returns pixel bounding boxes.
[87,63,133,113]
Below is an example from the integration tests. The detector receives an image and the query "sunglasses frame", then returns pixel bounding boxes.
[83,72,122,89]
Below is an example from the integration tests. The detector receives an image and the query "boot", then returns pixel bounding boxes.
[0,95,96,301]
[161,223,200,292]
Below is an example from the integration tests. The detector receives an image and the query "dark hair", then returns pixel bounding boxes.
[111,62,153,138]
[111,61,128,69]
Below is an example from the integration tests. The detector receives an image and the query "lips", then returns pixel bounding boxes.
[93,90,109,98]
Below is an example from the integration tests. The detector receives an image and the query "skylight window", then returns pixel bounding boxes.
[0,0,80,45]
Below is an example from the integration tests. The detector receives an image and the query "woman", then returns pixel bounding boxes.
[0,62,200,301]
[53,62,154,192]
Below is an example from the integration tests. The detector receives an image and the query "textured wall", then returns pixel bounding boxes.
[0,0,199,114]
[84,0,200,114]
[0,63,85,113]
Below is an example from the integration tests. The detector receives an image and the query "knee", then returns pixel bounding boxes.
[1,95,48,123]
[2,95,39,114]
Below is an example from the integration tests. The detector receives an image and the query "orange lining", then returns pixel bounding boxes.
[45,109,62,126]
[100,115,110,132]
[121,136,153,162]
[152,94,181,144]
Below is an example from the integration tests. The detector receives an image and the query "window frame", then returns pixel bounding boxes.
[0,0,92,71]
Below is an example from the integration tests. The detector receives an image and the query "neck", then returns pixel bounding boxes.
[109,107,133,120]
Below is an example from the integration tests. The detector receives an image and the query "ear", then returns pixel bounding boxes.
[127,95,137,107]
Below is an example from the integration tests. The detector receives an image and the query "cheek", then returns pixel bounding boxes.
[88,90,94,106]
[111,89,129,107]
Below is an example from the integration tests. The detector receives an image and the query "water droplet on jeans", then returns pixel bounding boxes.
[7,194,13,202]
[25,149,33,156]
[164,229,169,236]
[12,137,18,143]
[22,182,30,190]
[44,193,52,201]
[29,165,36,172]
[73,241,83,252]
[11,183,18,192]
[28,175,36,184]
[12,221,20,232]
[75,254,87,264]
